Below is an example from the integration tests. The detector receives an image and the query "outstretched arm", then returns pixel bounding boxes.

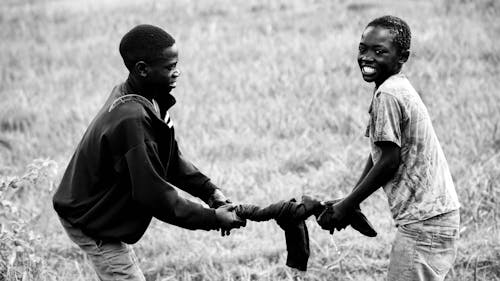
[338,91,404,226]
[329,141,400,229]
[168,140,230,207]
[125,141,245,232]
[345,141,399,206]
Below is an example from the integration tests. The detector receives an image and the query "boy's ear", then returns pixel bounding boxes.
[134,61,148,77]
[399,50,410,64]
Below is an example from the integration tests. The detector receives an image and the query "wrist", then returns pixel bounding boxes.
[340,197,357,211]
[208,189,229,208]
[214,208,224,226]
[211,208,222,229]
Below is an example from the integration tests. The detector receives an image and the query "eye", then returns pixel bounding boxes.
[166,63,177,71]
[375,49,385,55]
[358,45,366,53]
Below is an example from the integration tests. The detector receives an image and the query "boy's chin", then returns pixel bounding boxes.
[361,75,376,83]
[162,85,175,93]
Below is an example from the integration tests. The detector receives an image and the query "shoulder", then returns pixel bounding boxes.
[112,100,150,120]
[371,86,405,118]
[110,102,152,129]
[104,101,158,146]
[372,90,401,107]
[377,74,414,98]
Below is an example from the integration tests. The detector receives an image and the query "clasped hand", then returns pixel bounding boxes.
[208,190,246,236]
[316,200,354,234]
[215,204,246,236]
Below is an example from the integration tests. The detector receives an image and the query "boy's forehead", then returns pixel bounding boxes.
[149,44,178,64]
[361,26,395,44]
[159,44,179,59]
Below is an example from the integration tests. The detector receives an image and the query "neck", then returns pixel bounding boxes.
[375,69,401,88]
[125,74,176,116]
[125,74,151,100]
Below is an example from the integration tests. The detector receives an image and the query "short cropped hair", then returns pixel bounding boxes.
[367,15,411,54]
[119,24,175,71]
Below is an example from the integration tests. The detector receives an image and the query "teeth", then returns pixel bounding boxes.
[362,66,375,74]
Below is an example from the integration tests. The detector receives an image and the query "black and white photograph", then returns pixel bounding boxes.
[0,0,498,280]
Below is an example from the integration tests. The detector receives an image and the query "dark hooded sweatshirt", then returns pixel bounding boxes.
[53,81,220,244]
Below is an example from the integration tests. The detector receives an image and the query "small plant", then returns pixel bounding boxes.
[0,159,57,281]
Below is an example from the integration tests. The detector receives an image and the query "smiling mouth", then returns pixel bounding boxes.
[361,66,376,76]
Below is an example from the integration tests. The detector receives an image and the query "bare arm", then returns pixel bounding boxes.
[328,141,400,229]
[343,142,399,207]
[322,92,404,231]
[353,154,374,191]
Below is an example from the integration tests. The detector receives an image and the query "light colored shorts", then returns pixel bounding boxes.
[59,217,146,281]
[387,210,460,281]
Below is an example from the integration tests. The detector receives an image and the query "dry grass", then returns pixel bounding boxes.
[1,0,499,280]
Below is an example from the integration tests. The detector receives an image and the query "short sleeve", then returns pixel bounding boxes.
[370,92,403,147]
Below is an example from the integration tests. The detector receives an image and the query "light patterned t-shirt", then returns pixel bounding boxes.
[365,74,460,226]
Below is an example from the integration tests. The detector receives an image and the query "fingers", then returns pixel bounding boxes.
[220,228,231,236]
[316,205,350,234]
[217,210,246,237]
[218,203,236,211]
[316,208,334,232]
[234,214,246,227]
[225,204,236,211]
[334,221,348,231]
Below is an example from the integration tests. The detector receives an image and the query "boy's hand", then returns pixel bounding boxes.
[301,195,324,217]
[208,189,236,236]
[317,200,354,234]
[208,189,232,209]
[329,200,354,230]
[317,206,335,234]
[215,204,246,236]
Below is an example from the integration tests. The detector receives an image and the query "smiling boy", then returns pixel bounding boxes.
[318,16,460,280]
[53,24,245,280]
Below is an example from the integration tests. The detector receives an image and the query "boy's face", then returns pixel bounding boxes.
[145,44,180,94]
[357,26,405,87]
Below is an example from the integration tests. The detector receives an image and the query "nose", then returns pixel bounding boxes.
[359,49,376,62]
[173,68,181,77]
[359,53,375,63]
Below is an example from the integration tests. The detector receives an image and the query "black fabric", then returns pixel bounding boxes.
[53,81,221,244]
[235,196,377,271]
[277,219,309,271]
[235,198,320,271]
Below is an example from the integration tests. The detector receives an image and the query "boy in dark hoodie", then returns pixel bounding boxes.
[53,24,245,281]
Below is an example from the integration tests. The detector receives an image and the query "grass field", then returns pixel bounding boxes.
[1,0,499,280]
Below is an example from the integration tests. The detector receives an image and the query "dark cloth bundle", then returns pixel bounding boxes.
[235,198,315,271]
[235,196,377,271]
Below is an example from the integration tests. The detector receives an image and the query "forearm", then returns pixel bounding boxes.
[135,172,219,230]
[343,155,398,207]
[169,141,219,202]
[352,155,374,192]
[126,143,219,230]
[171,174,218,203]
[153,192,219,230]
